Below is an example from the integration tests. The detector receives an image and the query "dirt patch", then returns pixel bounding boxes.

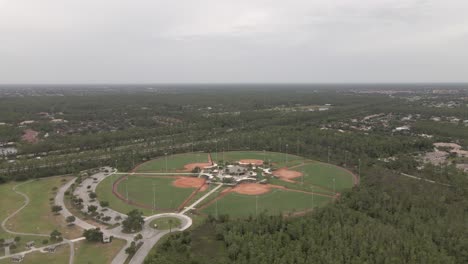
[238,159,264,165]
[21,129,39,144]
[273,168,303,183]
[199,184,209,192]
[172,177,206,188]
[231,183,272,195]
[183,162,213,172]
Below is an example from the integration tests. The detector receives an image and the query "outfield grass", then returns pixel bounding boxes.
[150,217,182,230]
[296,162,355,191]
[0,244,70,264]
[213,151,304,168]
[6,177,82,239]
[95,174,153,216]
[116,176,196,210]
[201,189,332,218]
[74,239,126,264]
[135,152,209,172]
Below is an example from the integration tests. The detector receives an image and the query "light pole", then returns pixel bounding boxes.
[311,186,314,209]
[333,177,336,193]
[152,183,156,214]
[328,146,330,163]
[256,195,258,216]
[285,144,289,165]
[165,153,168,173]
[125,177,129,201]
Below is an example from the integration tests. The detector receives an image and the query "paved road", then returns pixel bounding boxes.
[56,168,222,264]
[181,183,223,214]
[128,213,192,264]
[2,180,75,264]
[56,171,135,264]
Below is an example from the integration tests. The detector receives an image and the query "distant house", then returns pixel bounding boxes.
[394,125,410,132]
[25,241,35,249]
[10,255,24,263]
[19,120,35,126]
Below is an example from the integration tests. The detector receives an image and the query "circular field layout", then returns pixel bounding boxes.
[96,151,357,218]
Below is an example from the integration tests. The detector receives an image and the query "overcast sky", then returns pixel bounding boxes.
[0,0,467,84]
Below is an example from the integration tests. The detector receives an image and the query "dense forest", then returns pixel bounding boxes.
[145,164,468,264]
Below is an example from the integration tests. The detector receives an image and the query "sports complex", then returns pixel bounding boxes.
[96,151,358,218]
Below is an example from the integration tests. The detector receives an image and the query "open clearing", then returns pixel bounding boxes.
[150,217,182,230]
[6,177,82,239]
[96,151,356,218]
[115,176,201,210]
[200,189,332,218]
[73,239,126,264]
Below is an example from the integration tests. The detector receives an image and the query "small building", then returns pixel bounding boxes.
[25,241,35,249]
[102,235,111,243]
[10,255,24,263]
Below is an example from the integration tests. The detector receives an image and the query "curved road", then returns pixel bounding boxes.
[1,180,75,264]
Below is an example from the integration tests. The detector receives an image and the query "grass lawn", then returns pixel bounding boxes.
[135,152,209,172]
[297,162,355,191]
[0,244,70,264]
[6,177,82,239]
[74,239,126,264]
[201,189,332,218]
[212,151,304,168]
[96,174,153,216]
[116,176,196,210]
[150,217,181,230]
[0,179,78,257]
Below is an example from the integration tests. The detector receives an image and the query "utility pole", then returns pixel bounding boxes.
[215,198,219,219]
[358,158,361,180]
[333,177,336,193]
[311,186,314,209]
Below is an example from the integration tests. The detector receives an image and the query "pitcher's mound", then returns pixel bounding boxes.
[173,177,205,188]
[238,159,264,165]
[232,183,271,195]
[273,168,303,182]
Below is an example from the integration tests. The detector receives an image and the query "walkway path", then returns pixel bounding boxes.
[400,173,451,187]
[1,180,75,264]
[181,183,223,214]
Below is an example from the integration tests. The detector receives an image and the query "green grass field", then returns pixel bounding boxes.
[6,177,82,239]
[74,239,126,264]
[150,217,182,230]
[135,152,209,172]
[96,175,199,215]
[116,176,196,210]
[95,174,153,215]
[0,178,82,257]
[201,189,332,218]
[296,162,355,191]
